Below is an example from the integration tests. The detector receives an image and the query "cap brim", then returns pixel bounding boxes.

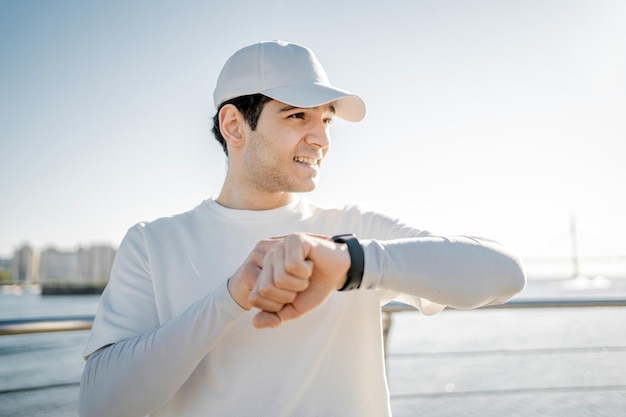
[262,83,366,122]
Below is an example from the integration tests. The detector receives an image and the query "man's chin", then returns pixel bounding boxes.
[291,183,318,194]
[300,180,319,193]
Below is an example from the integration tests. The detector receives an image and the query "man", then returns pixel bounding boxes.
[79,40,525,417]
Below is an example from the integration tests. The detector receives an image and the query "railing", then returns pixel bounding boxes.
[0,315,94,336]
[2,297,626,336]
[2,296,626,417]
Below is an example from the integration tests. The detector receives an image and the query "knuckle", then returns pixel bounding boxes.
[253,240,273,256]
[297,279,309,291]
[257,284,272,298]
[284,259,309,279]
[283,258,298,274]
[253,249,267,263]
[273,273,288,288]
[285,292,297,303]
[286,232,304,242]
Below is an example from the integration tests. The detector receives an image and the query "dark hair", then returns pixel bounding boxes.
[212,94,273,155]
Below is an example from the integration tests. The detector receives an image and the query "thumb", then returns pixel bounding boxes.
[253,302,305,329]
[253,310,282,329]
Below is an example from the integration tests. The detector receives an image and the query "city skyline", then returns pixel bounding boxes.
[2,1,625,261]
[3,239,625,282]
[5,242,116,284]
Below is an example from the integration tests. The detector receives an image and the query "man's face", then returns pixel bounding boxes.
[241,99,334,194]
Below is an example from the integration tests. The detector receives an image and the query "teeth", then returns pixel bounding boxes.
[294,156,318,166]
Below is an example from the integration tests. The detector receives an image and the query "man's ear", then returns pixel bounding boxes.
[219,104,247,151]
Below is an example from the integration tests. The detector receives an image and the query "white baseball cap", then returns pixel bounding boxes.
[213,40,366,122]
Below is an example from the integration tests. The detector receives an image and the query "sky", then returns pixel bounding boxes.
[1,0,625,274]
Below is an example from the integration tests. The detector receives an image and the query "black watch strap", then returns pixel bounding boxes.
[331,234,364,291]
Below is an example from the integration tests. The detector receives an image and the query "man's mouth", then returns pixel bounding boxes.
[293,156,320,168]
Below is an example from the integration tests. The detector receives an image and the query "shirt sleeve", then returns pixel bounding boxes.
[79,225,247,417]
[361,235,526,313]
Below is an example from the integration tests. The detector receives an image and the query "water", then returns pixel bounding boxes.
[0,293,98,417]
[0,292,100,320]
[1,282,626,417]
[386,307,626,417]
[1,331,88,391]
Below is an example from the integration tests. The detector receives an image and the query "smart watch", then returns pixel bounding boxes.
[331,234,364,291]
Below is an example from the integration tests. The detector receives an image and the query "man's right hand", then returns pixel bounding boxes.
[249,233,351,328]
[227,239,281,310]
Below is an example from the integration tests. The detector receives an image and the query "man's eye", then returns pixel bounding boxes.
[289,112,305,119]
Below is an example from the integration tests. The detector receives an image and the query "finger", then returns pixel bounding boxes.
[266,242,311,292]
[250,239,280,267]
[263,282,335,328]
[278,260,312,292]
[249,256,297,312]
[263,247,299,298]
[282,237,314,282]
[251,284,296,312]
[251,298,289,313]
[252,293,313,329]
[273,246,312,293]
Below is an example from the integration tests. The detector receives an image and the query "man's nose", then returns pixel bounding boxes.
[305,120,331,149]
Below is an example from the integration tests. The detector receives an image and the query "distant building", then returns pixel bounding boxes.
[78,245,116,282]
[39,244,116,283]
[39,247,80,282]
[11,244,36,284]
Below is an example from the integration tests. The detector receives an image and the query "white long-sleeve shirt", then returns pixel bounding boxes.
[79,196,525,417]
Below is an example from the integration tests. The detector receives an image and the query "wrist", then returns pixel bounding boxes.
[331,234,364,291]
